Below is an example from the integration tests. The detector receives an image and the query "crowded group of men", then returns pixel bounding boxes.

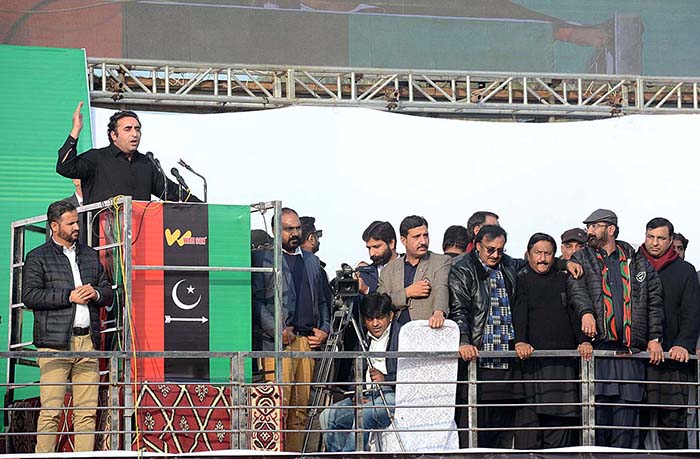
[19,106,700,453]
[251,207,700,452]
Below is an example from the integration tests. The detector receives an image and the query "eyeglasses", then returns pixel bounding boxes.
[314,229,323,238]
[585,222,609,230]
[479,244,505,256]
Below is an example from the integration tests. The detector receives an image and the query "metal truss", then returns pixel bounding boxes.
[87,58,700,119]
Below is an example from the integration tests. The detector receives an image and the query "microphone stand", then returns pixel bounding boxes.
[146,152,168,200]
[178,158,208,203]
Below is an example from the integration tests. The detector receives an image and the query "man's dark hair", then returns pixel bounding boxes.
[300,216,317,242]
[271,207,298,229]
[362,221,396,246]
[360,293,394,319]
[526,232,557,253]
[467,211,499,242]
[675,232,689,249]
[475,224,507,244]
[47,200,77,225]
[646,217,675,238]
[399,215,428,237]
[442,225,469,251]
[107,110,140,142]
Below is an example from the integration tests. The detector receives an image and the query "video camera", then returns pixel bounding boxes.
[332,263,374,298]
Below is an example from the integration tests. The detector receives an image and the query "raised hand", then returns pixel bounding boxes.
[70,101,84,139]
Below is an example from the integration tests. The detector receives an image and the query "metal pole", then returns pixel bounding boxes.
[272,201,283,382]
[467,360,478,448]
[588,355,596,446]
[230,354,242,449]
[354,356,364,451]
[109,355,120,450]
[122,197,134,449]
[581,354,591,446]
[696,359,700,448]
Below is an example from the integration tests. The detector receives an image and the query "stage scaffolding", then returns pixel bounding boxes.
[87,58,700,120]
[5,197,285,451]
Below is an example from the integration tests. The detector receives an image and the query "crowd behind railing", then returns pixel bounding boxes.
[248,208,700,453]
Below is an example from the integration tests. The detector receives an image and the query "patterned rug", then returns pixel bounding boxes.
[7,388,111,453]
[133,383,232,453]
[248,383,283,451]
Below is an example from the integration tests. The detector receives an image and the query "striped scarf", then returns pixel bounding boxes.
[596,246,632,346]
[480,266,514,370]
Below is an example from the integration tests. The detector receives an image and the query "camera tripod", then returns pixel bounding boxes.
[302,296,405,453]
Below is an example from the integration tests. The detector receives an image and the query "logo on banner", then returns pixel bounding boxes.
[171,279,202,310]
[165,228,208,247]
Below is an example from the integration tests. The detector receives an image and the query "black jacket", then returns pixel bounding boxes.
[513,266,587,348]
[22,241,113,350]
[639,254,700,352]
[448,250,517,346]
[567,241,664,352]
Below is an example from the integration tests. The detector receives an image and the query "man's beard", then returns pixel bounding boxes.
[371,248,392,266]
[284,235,300,252]
[59,228,78,243]
[587,232,607,248]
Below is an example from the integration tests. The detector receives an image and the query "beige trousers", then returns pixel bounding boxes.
[262,336,315,452]
[36,334,99,453]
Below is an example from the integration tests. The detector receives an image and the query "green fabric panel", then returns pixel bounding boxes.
[208,205,252,382]
[349,16,553,71]
[0,45,93,424]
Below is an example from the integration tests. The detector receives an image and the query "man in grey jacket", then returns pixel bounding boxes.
[378,215,451,328]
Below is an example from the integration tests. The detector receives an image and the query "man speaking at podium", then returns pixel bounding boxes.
[56,102,199,205]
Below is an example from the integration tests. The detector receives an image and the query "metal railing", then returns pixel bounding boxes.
[3,349,699,453]
[6,197,290,452]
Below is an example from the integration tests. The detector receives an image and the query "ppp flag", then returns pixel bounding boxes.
[130,201,251,382]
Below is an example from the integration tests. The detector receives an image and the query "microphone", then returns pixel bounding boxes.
[146,151,164,172]
[146,152,167,200]
[178,157,208,203]
[170,167,189,190]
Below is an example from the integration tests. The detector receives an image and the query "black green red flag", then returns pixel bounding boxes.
[131,201,251,382]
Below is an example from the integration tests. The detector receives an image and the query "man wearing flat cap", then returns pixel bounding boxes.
[567,209,664,448]
[560,228,587,260]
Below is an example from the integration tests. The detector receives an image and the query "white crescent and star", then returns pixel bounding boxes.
[171,279,202,310]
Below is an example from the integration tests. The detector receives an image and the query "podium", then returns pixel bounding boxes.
[127,200,252,383]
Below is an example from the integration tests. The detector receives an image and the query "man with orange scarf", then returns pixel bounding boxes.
[567,209,664,448]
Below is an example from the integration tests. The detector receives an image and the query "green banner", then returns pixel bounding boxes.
[0,45,92,416]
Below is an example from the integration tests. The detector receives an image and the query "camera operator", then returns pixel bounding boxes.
[319,293,402,452]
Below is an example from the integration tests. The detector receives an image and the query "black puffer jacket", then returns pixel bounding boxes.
[567,240,664,352]
[22,241,113,350]
[448,250,517,346]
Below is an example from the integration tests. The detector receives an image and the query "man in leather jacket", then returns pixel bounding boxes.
[448,224,525,448]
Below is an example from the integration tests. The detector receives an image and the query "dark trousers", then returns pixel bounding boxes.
[456,400,533,448]
[640,407,688,449]
[516,409,580,449]
[596,395,639,448]
[478,402,516,448]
